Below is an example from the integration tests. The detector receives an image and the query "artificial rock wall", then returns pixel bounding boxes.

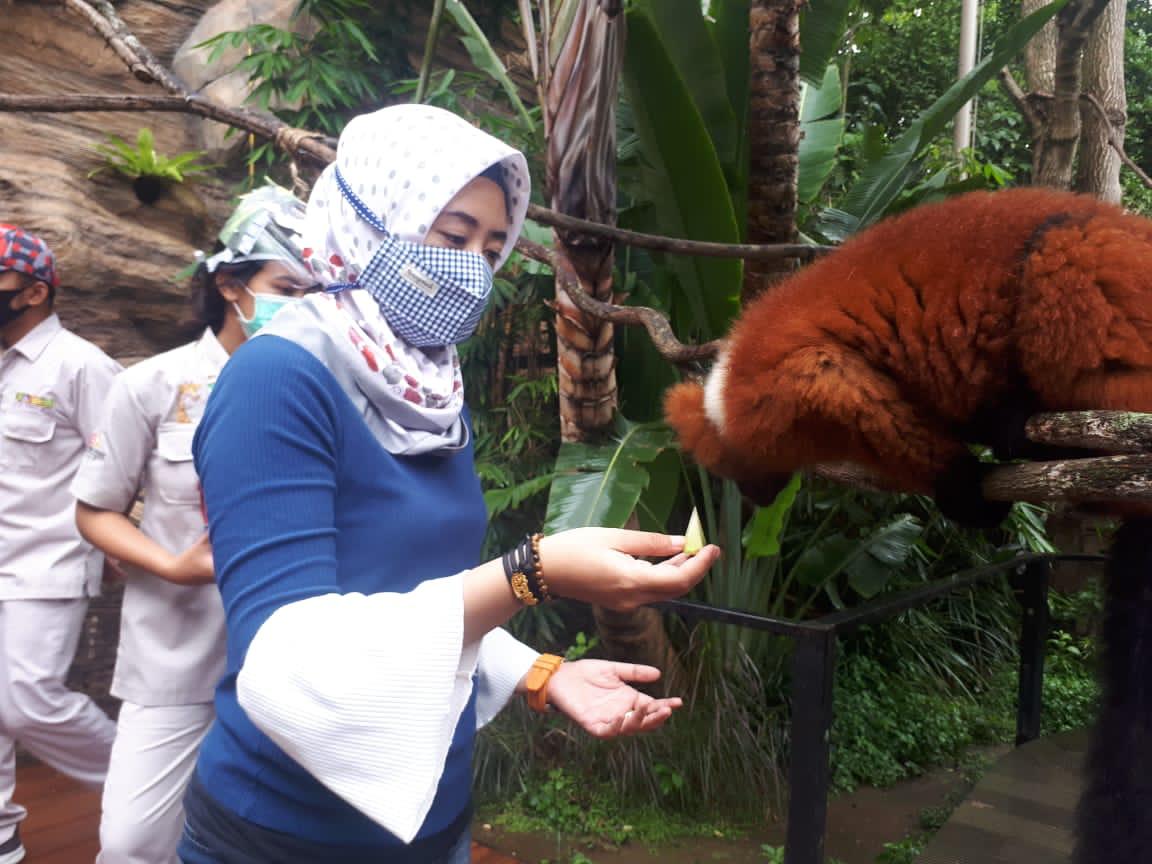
[0,0,305,361]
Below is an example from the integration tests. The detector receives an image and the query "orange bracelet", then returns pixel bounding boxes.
[525,653,564,713]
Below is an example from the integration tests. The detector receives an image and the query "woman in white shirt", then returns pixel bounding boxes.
[70,186,317,864]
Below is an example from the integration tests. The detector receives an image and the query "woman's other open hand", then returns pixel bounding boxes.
[546,659,681,738]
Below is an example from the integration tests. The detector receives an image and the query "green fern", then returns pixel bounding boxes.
[88,128,213,183]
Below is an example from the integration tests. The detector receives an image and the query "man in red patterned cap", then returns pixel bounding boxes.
[0,224,120,864]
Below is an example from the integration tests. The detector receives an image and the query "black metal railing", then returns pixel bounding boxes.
[656,552,1107,864]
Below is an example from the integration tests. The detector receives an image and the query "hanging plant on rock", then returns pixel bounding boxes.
[88,127,215,205]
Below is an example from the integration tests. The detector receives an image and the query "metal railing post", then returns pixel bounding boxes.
[784,629,837,864]
[1016,558,1052,746]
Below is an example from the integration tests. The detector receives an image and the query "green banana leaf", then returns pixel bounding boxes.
[812,0,1069,239]
[799,0,853,86]
[634,448,683,533]
[706,0,751,214]
[792,514,923,603]
[632,0,740,174]
[443,0,534,131]
[742,473,803,559]
[484,473,556,520]
[544,417,676,533]
[797,64,844,204]
[622,6,742,340]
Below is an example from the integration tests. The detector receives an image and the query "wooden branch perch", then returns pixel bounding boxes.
[809,411,1152,507]
[985,410,1152,506]
[982,454,1152,506]
[1025,410,1152,453]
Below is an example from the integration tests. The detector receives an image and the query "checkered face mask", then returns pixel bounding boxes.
[333,168,493,348]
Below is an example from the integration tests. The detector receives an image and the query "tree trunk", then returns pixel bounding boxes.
[1022,0,1058,95]
[743,0,801,304]
[1074,0,1126,202]
[1028,0,1116,190]
[547,0,622,444]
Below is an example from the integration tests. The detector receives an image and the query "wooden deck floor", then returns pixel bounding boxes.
[917,729,1088,864]
[12,762,516,863]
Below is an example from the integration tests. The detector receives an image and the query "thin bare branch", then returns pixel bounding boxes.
[59,0,153,83]
[0,92,337,164]
[525,203,830,261]
[22,1,835,266]
[1080,91,1152,190]
[515,238,721,365]
[997,67,1043,133]
[88,0,186,93]
[0,91,827,261]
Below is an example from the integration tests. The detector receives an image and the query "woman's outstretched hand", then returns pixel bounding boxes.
[545,660,681,738]
[538,528,720,610]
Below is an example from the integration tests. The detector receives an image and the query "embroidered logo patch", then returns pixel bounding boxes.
[174,382,211,424]
[399,263,440,298]
[84,430,106,461]
[14,392,54,411]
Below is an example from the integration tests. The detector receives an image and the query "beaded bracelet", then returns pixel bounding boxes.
[501,532,552,605]
[530,533,552,602]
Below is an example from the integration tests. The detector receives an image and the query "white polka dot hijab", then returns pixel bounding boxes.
[304,103,529,283]
[257,104,531,455]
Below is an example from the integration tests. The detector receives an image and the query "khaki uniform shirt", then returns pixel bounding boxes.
[0,314,120,599]
[71,329,229,705]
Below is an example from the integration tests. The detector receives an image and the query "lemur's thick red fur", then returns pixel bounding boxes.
[665,188,1152,502]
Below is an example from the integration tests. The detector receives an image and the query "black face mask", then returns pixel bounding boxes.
[0,288,28,327]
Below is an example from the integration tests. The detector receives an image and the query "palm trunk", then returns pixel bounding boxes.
[743,0,801,304]
[546,0,621,444]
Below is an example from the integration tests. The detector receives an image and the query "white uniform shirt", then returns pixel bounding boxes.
[71,329,228,706]
[0,314,120,599]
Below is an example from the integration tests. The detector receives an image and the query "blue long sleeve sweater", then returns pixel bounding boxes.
[191,335,486,849]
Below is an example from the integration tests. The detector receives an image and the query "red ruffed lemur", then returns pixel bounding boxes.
[664,187,1152,864]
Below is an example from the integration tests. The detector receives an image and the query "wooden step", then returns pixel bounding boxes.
[916,729,1088,864]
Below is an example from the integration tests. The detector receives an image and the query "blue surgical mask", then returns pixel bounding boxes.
[333,168,494,347]
[234,288,299,338]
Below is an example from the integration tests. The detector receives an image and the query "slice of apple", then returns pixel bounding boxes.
[683,507,706,556]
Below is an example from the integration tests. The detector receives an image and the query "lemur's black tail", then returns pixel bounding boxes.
[1076,518,1152,864]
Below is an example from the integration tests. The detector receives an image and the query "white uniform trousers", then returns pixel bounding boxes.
[0,598,116,844]
[97,701,214,864]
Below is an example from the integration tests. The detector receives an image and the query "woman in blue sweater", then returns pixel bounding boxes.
[179,105,719,864]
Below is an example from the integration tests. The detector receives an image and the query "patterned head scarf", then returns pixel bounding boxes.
[0,224,58,288]
[259,105,532,455]
[301,103,530,286]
